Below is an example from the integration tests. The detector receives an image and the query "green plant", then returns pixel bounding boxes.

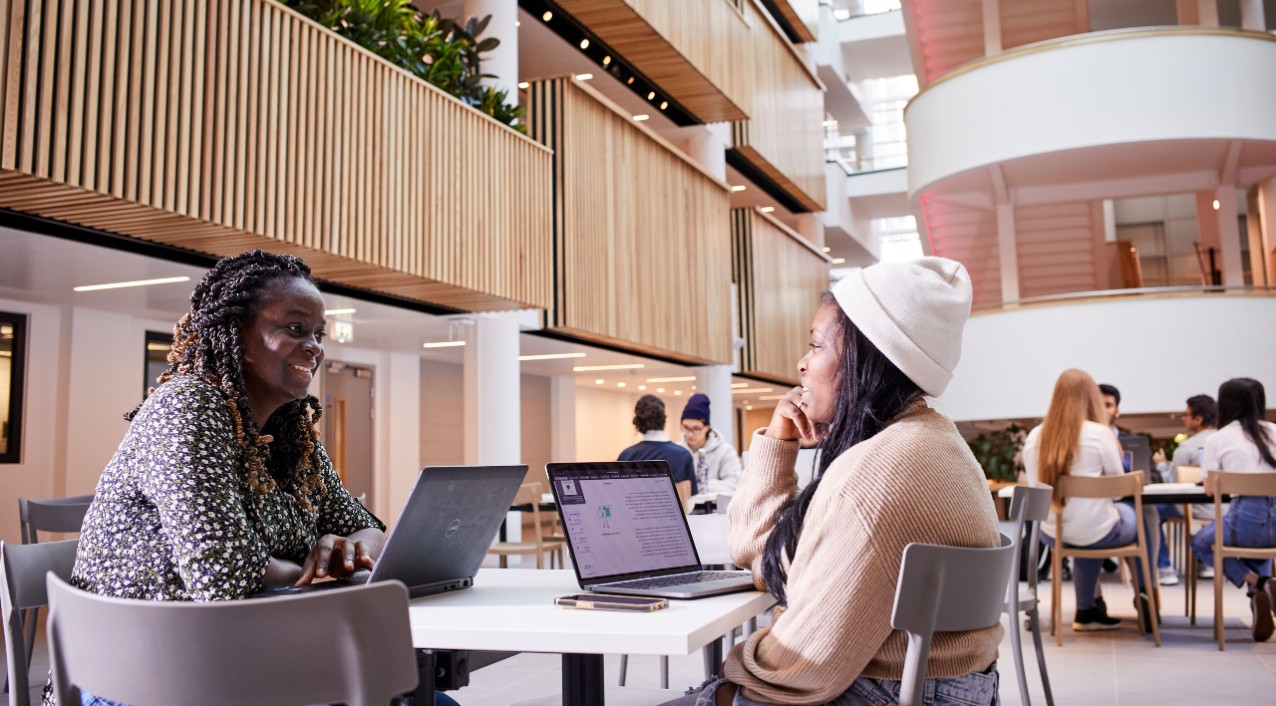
[967,423,1027,483]
[281,0,524,132]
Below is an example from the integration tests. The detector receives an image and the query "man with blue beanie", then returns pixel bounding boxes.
[680,393,743,495]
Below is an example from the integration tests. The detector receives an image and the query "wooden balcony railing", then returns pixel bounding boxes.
[527,77,733,364]
[729,0,826,214]
[732,207,830,384]
[0,0,552,312]
[552,0,753,123]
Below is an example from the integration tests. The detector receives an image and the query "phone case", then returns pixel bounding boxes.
[554,594,668,612]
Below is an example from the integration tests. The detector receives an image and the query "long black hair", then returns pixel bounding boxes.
[1218,377,1276,469]
[760,292,922,605]
[126,250,328,511]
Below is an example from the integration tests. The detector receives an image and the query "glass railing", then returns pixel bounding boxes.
[972,284,1276,312]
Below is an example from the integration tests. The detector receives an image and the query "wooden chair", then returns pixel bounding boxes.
[1051,472,1160,646]
[46,575,417,706]
[1203,471,1276,651]
[488,483,563,569]
[1005,485,1054,706]
[1,540,79,706]
[891,534,1014,706]
[1166,465,1208,620]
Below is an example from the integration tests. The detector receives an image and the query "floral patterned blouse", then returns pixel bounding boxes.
[70,374,384,601]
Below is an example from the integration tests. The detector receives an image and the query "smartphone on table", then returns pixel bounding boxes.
[554,593,668,612]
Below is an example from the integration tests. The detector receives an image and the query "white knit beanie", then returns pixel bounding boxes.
[831,256,972,397]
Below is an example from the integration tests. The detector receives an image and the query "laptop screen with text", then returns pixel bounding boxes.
[551,462,700,581]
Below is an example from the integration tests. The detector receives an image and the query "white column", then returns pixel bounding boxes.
[550,375,577,462]
[1215,187,1244,286]
[996,203,1019,304]
[462,314,521,465]
[695,365,735,449]
[687,123,730,181]
[1240,0,1266,30]
[382,352,421,525]
[463,0,519,103]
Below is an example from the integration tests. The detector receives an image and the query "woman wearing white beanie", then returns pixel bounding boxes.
[663,257,1002,706]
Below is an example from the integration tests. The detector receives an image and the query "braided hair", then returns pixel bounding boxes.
[126,250,328,511]
[759,292,922,606]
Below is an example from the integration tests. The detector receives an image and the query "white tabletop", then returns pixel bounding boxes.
[408,569,773,657]
[996,482,1205,498]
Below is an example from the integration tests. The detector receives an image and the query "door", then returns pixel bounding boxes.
[323,361,375,507]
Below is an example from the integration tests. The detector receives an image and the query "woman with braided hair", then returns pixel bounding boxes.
[43,250,466,705]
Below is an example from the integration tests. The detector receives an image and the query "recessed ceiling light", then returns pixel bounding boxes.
[603,56,611,66]
[659,101,667,110]
[324,308,357,316]
[575,73,593,80]
[637,385,647,390]
[626,77,634,85]
[595,378,605,384]
[822,247,831,253]
[674,390,683,396]
[656,387,666,393]
[574,364,644,371]
[832,258,846,264]
[732,387,774,394]
[647,376,696,383]
[646,91,655,100]
[542,10,552,21]
[580,39,590,49]
[518,81,530,89]
[759,206,775,213]
[617,382,626,388]
[519,352,587,361]
[422,341,466,349]
[73,275,191,292]
[731,383,748,388]
[1212,199,1221,210]
[730,185,746,192]
[633,114,649,121]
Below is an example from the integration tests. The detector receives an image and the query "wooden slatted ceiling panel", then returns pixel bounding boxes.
[730,0,826,213]
[762,0,818,43]
[732,208,829,384]
[1015,202,1102,299]
[922,201,1003,309]
[528,78,733,364]
[1001,0,1089,50]
[554,0,752,123]
[907,0,983,84]
[0,0,552,312]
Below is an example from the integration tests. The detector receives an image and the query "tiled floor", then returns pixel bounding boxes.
[9,569,1276,705]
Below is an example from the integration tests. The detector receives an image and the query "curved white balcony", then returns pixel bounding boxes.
[936,290,1276,423]
[905,28,1276,202]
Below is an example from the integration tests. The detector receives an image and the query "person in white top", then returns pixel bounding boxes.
[679,393,743,496]
[1023,369,1157,632]
[1191,378,1276,642]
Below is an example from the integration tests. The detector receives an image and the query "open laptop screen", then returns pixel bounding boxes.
[550,462,700,581]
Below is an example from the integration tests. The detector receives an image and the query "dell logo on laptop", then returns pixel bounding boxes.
[445,518,462,537]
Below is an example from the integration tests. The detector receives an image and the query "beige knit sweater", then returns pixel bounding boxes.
[724,400,1003,705]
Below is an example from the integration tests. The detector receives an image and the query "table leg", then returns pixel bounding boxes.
[562,653,605,706]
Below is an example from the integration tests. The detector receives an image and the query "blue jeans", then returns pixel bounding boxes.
[663,666,1000,706]
[1192,495,1276,588]
[1041,502,1155,610]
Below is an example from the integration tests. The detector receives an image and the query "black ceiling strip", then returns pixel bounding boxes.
[725,149,811,214]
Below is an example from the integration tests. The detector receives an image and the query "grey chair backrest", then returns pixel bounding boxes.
[18,495,94,545]
[891,534,1014,706]
[1,540,79,706]
[46,575,418,706]
[1008,484,1053,598]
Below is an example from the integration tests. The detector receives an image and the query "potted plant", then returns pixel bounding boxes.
[967,423,1027,485]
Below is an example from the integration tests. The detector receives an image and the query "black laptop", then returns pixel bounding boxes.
[255,465,526,598]
[547,461,755,600]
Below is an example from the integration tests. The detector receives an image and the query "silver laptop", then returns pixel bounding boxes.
[255,465,526,599]
[547,461,755,599]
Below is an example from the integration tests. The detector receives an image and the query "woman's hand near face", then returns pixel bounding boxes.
[295,528,385,585]
[765,386,820,446]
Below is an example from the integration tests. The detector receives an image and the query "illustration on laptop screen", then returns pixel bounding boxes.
[553,463,698,580]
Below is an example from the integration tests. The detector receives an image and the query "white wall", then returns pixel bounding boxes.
[574,386,690,463]
[936,294,1276,422]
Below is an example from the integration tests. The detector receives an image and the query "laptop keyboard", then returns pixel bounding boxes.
[606,570,746,590]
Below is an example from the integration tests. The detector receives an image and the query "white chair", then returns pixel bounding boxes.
[891,534,1014,706]
[46,575,418,706]
[1005,485,1054,706]
[2,540,79,706]
[15,494,93,682]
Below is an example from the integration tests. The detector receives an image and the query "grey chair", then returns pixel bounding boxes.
[18,495,94,546]
[1,539,79,706]
[14,494,93,688]
[1005,485,1055,706]
[46,575,418,706]
[891,534,1014,706]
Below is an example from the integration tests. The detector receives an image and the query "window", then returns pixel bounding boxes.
[144,331,172,401]
[0,311,28,463]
